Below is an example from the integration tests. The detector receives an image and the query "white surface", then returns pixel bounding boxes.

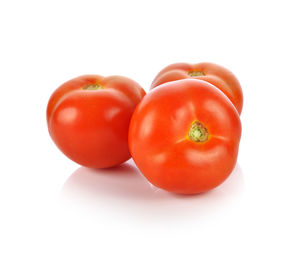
[1,0,299,256]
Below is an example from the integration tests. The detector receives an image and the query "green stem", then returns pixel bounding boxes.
[82,84,103,90]
[188,121,209,142]
[188,71,205,77]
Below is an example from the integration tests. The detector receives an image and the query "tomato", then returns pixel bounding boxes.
[129,79,241,194]
[47,75,145,168]
[151,62,243,115]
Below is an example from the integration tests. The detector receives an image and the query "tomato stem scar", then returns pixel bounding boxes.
[82,84,103,90]
[188,71,205,77]
[188,121,209,143]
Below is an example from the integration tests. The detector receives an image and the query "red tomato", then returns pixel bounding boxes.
[129,79,241,194]
[47,75,145,168]
[151,62,243,115]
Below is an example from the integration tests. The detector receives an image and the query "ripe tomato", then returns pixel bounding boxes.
[129,79,241,194]
[47,75,145,168]
[151,62,243,115]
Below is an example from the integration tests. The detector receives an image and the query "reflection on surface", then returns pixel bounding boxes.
[60,159,244,220]
[61,160,156,200]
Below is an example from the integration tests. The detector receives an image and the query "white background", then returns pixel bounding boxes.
[1,0,299,256]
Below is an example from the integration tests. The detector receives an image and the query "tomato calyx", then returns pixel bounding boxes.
[187,71,205,77]
[82,84,104,90]
[188,121,209,143]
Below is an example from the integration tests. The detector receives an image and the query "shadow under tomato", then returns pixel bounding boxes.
[60,159,159,200]
[60,159,244,220]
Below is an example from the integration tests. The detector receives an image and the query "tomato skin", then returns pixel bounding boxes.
[151,62,243,115]
[129,79,241,194]
[47,75,145,168]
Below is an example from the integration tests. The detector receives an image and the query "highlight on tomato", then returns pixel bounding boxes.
[47,75,145,168]
[151,62,243,115]
[129,79,242,194]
